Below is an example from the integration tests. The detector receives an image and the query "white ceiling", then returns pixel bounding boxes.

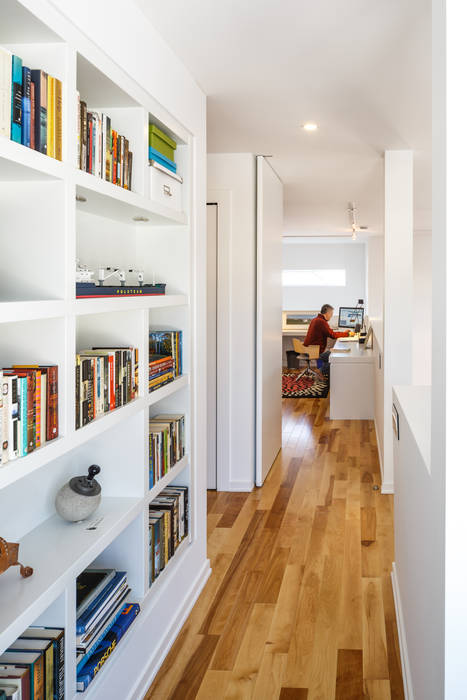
[136,0,431,236]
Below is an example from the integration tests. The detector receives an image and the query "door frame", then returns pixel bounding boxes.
[207,190,233,491]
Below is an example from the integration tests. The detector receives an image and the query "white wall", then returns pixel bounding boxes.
[207,153,256,491]
[282,240,366,312]
[366,236,384,320]
[413,233,432,385]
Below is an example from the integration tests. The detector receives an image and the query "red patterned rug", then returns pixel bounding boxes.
[282,369,329,398]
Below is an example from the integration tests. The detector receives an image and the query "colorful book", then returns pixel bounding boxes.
[21,66,31,147]
[20,628,64,700]
[76,569,116,618]
[30,79,35,149]
[76,571,127,634]
[9,639,53,700]
[76,604,140,692]
[10,55,22,143]
[0,651,43,700]
[54,78,62,161]
[0,666,30,700]
[30,70,47,154]
[46,75,54,157]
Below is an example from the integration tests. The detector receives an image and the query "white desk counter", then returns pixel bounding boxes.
[329,340,374,419]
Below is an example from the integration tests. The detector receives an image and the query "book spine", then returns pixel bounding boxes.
[47,74,54,157]
[54,78,62,161]
[91,113,96,176]
[46,366,58,441]
[34,370,41,448]
[105,115,111,181]
[76,604,125,673]
[112,130,117,184]
[87,113,92,173]
[1,376,10,464]
[9,377,19,460]
[26,373,35,452]
[0,48,11,138]
[30,78,35,150]
[11,55,22,143]
[31,70,47,154]
[40,372,46,446]
[56,633,65,700]
[45,644,54,700]
[75,356,80,430]
[128,151,133,191]
[33,654,44,700]
[76,91,81,168]
[21,66,31,147]
[80,101,86,170]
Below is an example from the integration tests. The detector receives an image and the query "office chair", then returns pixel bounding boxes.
[292,339,322,381]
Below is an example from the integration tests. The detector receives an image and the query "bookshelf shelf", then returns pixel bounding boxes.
[0,2,206,697]
[0,137,65,181]
[0,300,66,323]
[0,496,141,654]
[145,455,189,503]
[146,374,189,407]
[75,169,187,226]
[72,294,188,316]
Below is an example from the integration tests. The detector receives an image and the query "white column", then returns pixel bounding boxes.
[382,150,413,492]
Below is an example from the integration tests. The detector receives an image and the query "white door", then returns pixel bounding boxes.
[256,156,283,486]
[206,203,218,489]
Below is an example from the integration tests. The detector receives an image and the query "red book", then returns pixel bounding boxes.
[30,80,35,150]
[108,354,115,410]
[11,365,58,442]
[112,130,117,184]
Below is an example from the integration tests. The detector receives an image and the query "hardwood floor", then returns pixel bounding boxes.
[145,397,404,700]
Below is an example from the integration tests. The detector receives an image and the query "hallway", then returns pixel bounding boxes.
[146,399,404,699]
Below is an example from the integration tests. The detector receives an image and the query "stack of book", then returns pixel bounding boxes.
[148,486,189,585]
[149,414,186,488]
[0,626,65,700]
[0,365,59,465]
[0,48,62,159]
[148,123,177,173]
[75,347,138,429]
[148,354,174,394]
[149,330,182,379]
[75,568,140,692]
[77,96,133,190]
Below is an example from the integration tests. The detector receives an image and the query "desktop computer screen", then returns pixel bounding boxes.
[338,307,364,329]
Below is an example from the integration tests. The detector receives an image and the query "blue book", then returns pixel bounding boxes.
[76,601,128,673]
[18,375,27,457]
[21,66,31,147]
[76,571,127,633]
[148,146,176,172]
[76,603,140,691]
[30,69,47,154]
[11,55,22,143]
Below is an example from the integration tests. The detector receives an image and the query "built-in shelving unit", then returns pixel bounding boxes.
[0,2,207,698]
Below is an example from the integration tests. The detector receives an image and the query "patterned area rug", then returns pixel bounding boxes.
[282,369,329,398]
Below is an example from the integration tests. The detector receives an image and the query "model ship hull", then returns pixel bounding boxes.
[76,283,166,298]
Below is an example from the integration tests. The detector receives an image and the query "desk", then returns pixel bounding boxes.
[329,340,374,419]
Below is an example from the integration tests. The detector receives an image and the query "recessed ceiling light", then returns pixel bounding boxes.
[303,123,318,131]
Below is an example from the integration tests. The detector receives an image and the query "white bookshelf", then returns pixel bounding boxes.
[0,1,208,698]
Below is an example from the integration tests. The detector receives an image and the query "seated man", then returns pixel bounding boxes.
[303,304,352,376]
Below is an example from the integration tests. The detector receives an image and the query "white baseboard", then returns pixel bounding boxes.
[391,562,413,700]
[132,560,212,699]
[381,481,394,494]
[374,420,383,474]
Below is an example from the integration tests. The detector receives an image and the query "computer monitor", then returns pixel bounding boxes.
[338,307,364,329]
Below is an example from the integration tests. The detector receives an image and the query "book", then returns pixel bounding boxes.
[30,79,35,150]
[54,78,62,161]
[76,571,127,634]
[76,569,116,618]
[148,146,176,172]
[0,666,30,700]
[8,639,53,700]
[76,604,140,692]
[76,599,129,669]
[10,55,22,143]
[21,66,31,147]
[30,70,47,154]
[46,75,54,157]
[0,652,43,700]
[0,685,20,700]
[20,628,64,700]
[0,48,12,138]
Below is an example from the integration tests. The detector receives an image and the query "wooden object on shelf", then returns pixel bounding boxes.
[0,537,33,578]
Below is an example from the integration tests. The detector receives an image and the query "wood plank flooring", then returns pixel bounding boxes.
[145,397,404,700]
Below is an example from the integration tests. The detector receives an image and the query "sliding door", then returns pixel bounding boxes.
[256,156,283,486]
